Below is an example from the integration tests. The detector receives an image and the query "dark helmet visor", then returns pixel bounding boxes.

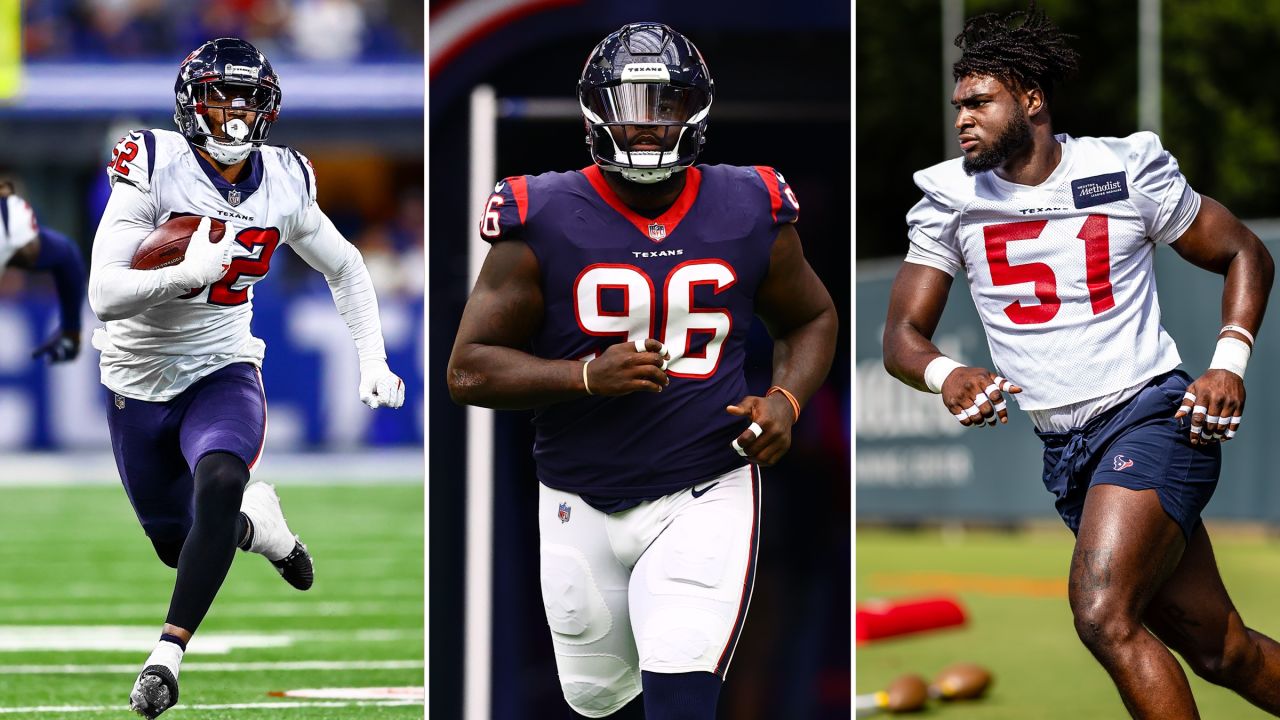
[583,83,708,125]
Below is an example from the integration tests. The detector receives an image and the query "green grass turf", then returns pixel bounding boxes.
[0,483,423,719]
[857,526,1280,719]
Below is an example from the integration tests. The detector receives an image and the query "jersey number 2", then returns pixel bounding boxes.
[984,215,1114,325]
[206,228,281,306]
[574,260,737,379]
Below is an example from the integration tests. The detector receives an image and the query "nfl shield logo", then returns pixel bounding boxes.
[114,394,126,410]
[647,223,667,241]
[227,189,242,206]
[557,502,572,524]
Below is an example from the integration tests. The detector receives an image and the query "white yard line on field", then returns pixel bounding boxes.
[0,659,423,674]
[0,600,421,621]
[0,699,423,714]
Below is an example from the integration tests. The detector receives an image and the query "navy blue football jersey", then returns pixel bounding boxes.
[480,164,800,501]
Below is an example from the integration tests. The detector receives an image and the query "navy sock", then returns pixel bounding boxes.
[165,452,248,632]
[642,671,721,720]
[158,633,187,651]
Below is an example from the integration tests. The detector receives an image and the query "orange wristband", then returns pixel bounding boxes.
[767,385,801,422]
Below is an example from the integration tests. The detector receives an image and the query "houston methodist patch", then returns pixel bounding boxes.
[1071,172,1129,209]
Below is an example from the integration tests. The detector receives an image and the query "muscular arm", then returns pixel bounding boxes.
[1169,195,1274,341]
[447,240,587,410]
[882,261,955,391]
[754,223,838,407]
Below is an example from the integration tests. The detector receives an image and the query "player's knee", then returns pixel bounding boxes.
[1182,627,1260,687]
[193,452,249,509]
[540,544,611,643]
[149,536,184,568]
[558,658,639,717]
[1071,599,1141,655]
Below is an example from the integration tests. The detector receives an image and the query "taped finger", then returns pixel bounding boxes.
[1190,425,1203,436]
[994,399,1008,414]
[993,376,1013,393]
[1192,405,1207,418]
[963,404,981,418]
[634,338,646,353]
[973,392,990,408]
[746,422,763,440]
[1225,428,1237,439]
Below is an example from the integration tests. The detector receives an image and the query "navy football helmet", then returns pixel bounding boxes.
[578,22,714,184]
[174,38,281,165]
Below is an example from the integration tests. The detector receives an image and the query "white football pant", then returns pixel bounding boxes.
[537,464,761,717]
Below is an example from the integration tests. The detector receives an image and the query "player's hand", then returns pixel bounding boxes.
[940,367,1021,427]
[1175,370,1244,444]
[359,359,406,409]
[583,338,671,396]
[31,329,80,363]
[171,218,235,290]
[725,393,796,466]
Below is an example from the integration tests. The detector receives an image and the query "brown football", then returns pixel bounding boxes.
[931,662,993,700]
[884,674,928,712]
[130,216,226,270]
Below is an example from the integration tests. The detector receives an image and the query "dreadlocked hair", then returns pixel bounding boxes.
[953,2,1080,106]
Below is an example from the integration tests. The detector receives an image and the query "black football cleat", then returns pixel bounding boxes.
[129,665,179,718]
[271,539,314,591]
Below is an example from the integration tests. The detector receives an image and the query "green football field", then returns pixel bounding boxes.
[857,526,1280,719]
[0,482,423,720]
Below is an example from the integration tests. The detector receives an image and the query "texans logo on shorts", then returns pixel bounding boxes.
[1113,454,1134,471]
[557,502,572,524]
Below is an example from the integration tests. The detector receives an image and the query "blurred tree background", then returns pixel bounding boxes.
[857,0,1280,259]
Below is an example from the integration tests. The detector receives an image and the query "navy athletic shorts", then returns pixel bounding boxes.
[105,362,266,543]
[1035,370,1220,540]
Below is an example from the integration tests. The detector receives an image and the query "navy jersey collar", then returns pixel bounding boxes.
[187,141,264,206]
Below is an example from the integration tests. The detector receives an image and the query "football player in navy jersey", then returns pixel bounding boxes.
[448,22,837,719]
[89,38,404,717]
[0,181,86,363]
[883,7,1280,717]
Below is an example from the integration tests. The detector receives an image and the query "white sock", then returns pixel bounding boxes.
[143,640,184,681]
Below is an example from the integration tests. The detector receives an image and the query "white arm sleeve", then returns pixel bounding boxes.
[88,181,189,321]
[289,203,387,364]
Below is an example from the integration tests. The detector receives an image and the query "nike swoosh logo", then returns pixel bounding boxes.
[691,482,719,498]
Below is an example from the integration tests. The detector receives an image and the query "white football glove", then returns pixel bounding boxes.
[169,218,235,290]
[360,359,405,409]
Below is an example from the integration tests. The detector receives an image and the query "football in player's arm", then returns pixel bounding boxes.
[87,37,404,719]
[0,182,86,363]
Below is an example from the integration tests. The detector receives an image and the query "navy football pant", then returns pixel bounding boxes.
[105,363,265,632]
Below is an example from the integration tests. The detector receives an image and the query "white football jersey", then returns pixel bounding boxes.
[0,194,39,267]
[92,128,319,400]
[905,132,1198,410]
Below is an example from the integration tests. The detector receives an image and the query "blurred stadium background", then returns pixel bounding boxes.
[429,1,850,719]
[858,1,1280,716]
[0,2,424,717]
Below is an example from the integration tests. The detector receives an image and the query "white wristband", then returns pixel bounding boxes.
[1219,324,1255,346]
[1209,337,1251,379]
[923,356,964,394]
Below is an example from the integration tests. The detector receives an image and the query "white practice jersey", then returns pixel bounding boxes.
[0,194,39,267]
[906,132,1198,411]
[91,128,381,401]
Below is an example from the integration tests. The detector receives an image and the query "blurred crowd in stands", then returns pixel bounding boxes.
[23,0,422,62]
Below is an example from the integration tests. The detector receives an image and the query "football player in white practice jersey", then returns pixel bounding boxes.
[0,181,86,363]
[884,7,1280,718]
[87,38,405,718]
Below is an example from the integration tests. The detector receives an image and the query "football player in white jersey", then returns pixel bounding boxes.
[883,7,1280,718]
[0,181,86,363]
[87,38,405,718]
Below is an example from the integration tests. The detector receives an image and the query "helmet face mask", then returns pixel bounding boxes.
[174,38,282,166]
[578,23,713,184]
